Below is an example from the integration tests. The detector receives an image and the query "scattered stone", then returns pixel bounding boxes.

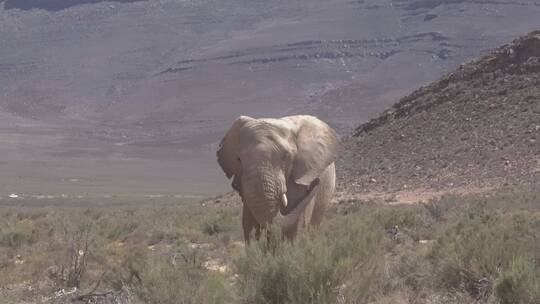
[188,242,213,250]
[341,30,540,193]
[14,255,24,265]
[203,259,229,273]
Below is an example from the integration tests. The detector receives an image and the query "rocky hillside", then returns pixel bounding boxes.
[338,30,540,193]
[3,0,540,197]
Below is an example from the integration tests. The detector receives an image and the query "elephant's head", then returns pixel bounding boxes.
[217,115,340,232]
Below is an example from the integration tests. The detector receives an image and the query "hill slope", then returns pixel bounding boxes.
[2,0,540,197]
[339,30,540,193]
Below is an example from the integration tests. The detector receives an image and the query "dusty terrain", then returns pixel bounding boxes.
[1,0,540,198]
[1,186,538,304]
[0,28,539,304]
[338,30,540,195]
[0,0,539,302]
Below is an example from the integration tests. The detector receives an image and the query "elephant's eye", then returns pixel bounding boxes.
[281,151,291,161]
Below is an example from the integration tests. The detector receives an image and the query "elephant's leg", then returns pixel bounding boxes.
[282,199,316,240]
[281,177,322,239]
[242,204,261,243]
[281,224,297,241]
[310,163,336,226]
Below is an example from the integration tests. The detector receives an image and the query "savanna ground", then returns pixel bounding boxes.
[2,29,538,304]
[1,186,539,304]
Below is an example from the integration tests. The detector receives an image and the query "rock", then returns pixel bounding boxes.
[341,30,540,193]
[203,259,229,273]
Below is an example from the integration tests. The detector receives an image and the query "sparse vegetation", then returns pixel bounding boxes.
[496,255,540,304]
[340,30,540,193]
[124,246,234,304]
[201,211,237,236]
[234,218,385,304]
[54,218,94,288]
[430,210,539,302]
[0,188,538,303]
[0,213,37,248]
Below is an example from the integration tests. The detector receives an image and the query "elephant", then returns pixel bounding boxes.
[216,115,340,242]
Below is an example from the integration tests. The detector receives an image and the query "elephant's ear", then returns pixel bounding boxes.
[217,116,252,181]
[290,116,341,186]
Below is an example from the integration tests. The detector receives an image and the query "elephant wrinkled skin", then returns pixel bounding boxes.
[216,115,340,242]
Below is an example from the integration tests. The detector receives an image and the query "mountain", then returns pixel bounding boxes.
[1,0,540,197]
[338,30,540,194]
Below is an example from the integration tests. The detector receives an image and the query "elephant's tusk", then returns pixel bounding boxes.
[281,193,288,208]
[274,178,320,231]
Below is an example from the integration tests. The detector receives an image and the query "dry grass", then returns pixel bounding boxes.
[0,187,539,303]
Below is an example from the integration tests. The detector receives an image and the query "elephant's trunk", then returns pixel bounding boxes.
[241,163,319,232]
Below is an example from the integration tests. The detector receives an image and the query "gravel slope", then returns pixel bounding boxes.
[339,30,540,193]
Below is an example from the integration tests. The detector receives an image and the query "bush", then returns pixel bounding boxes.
[103,215,140,241]
[201,212,236,236]
[495,255,540,304]
[430,210,540,302]
[54,219,96,288]
[127,246,235,304]
[0,229,34,248]
[0,217,36,248]
[371,205,434,242]
[234,214,385,304]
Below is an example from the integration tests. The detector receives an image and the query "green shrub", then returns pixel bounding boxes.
[234,214,385,304]
[371,206,433,241]
[0,218,36,248]
[103,215,140,241]
[430,210,539,301]
[53,218,97,288]
[495,255,540,304]
[201,212,236,236]
[130,247,234,304]
[0,229,34,248]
